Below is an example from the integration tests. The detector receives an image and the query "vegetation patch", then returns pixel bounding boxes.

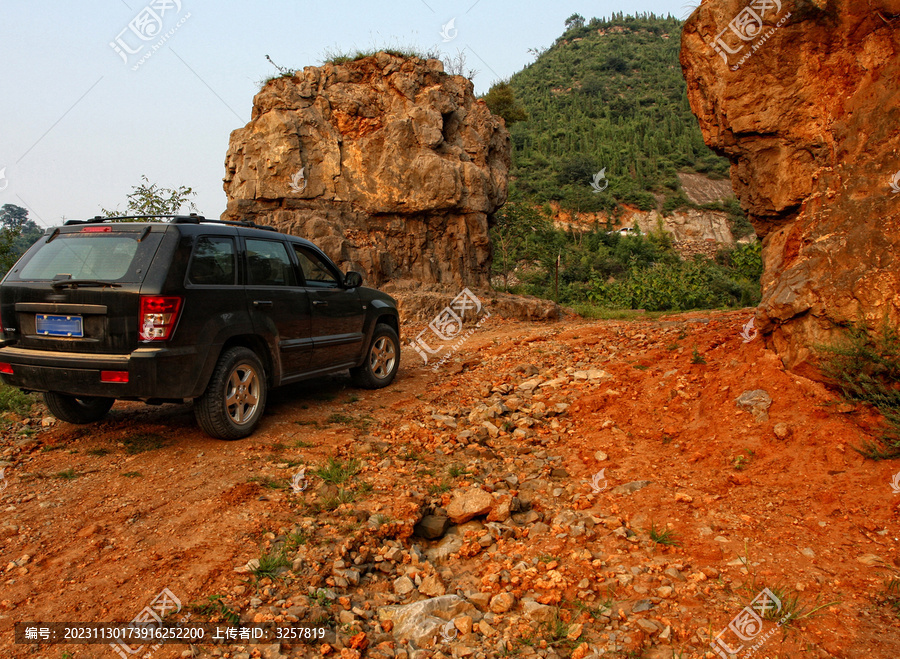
[821,321,900,459]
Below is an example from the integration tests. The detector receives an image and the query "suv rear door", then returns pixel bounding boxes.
[1,225,166,354]
[242,236,313,381]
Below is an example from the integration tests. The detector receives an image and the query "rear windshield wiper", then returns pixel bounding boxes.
[50,279,122,289]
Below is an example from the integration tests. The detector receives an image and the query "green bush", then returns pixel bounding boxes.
[0,384,37,416]
[821,321,900,459]
[498,215,762,311]
[586,257,758,312]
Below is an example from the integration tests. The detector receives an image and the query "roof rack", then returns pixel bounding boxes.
[171,216,278,232]
[63,213,278,232]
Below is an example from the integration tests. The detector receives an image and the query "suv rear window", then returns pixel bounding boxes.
[188,236,236,286]
[12,231,162,283]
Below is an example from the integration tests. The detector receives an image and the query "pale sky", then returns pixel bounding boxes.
[0,0,694,227]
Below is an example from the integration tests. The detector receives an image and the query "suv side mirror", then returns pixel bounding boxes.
[343,271,363,288]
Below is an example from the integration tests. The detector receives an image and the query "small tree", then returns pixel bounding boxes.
[482,82,528,126]
[101,175,198,219]
[490,202,552,290]
[0,204,42,274]
[565,13,586,30]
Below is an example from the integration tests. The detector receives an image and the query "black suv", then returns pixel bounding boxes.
[0,215,400,439]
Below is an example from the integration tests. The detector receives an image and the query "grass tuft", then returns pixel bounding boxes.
[0,384,37,416]
[123,433,165,454]
[314,457,360,485]
[321,487,356,511]
[189,594,241,624]
[649,521,680,546]
[252,546,289,580]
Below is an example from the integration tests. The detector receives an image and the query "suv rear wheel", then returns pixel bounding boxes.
[44,393,114,424]
[195,347,267,440]
[351,323,400,389]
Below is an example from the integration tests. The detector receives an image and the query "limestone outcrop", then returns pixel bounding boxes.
[681,0,900,372]
[221,52,510,290]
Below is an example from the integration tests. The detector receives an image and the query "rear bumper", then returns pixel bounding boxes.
[0,344,205,400]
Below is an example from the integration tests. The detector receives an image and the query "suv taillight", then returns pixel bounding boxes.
[139,296,182,341]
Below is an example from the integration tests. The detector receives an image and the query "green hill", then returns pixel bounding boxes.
[506,12,731,213]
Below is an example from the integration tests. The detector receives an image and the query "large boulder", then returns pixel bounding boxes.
[680,0,900,373]
[222,52,510,290]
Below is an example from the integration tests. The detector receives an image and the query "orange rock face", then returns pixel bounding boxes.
[680,0,900,372]
[222,52,510,289]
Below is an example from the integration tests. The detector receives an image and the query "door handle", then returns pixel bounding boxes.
[312,300,328,307]
[253,300,273,307]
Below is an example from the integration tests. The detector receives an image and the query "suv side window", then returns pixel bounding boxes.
[294,246,339,288]
[246,239,297,287]
[188,236,236,286]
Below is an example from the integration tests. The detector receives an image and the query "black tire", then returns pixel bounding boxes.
[44,393,114,424]
[194,347,267,440]
[351,323,400,389]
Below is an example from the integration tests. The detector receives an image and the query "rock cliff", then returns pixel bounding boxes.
[681,0,900,373]
[221,52,510,290]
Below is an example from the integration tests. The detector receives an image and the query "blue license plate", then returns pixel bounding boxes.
[35,314,84,338]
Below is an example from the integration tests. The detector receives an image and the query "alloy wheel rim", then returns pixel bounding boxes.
[369,336,397,379]
[225,363,260,425]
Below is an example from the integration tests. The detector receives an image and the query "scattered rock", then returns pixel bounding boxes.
[467,592,491,612]
[522,598,555,624]
[489,592,516,613]
[419,574,446,597]
[774,422,792,440]
[446,487,494,524]
[378,595,473,647]
[611,481,653,495]
[393,576,415,596]
[735,389,773,422]
[77,524,101,538]
[454,615,473,635]
[425,533,464,563]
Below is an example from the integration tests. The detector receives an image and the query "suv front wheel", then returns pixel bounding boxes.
[351,323,400,389]
[44,393,114,424]
[195,347,267,440]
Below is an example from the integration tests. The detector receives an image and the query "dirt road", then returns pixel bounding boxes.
[1,311,898,658]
